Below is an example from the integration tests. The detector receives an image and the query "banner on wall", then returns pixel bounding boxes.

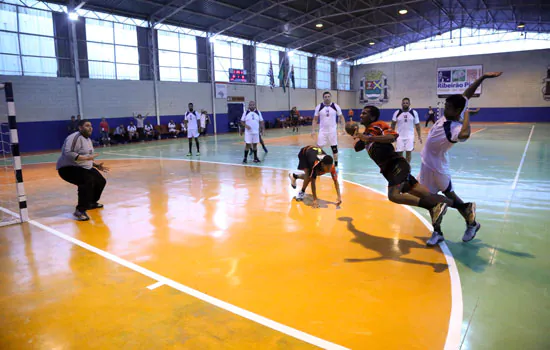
[437,65,483,97]
[215,83,227,99]
[359,70,390,106]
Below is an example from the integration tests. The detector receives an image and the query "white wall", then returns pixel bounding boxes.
[157,81,211,115]
[0,75,77,122]
[352,49,550,109]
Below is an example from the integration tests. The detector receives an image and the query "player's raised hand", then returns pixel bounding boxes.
[483,72,502,78]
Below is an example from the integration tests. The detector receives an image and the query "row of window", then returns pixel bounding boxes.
[0,4,351,89]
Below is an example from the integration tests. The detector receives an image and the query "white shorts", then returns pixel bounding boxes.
[317,131,337,147]
[244,133,260,144]
[395,137,414,152]
[187,129,199,138]
[418,163,453,194]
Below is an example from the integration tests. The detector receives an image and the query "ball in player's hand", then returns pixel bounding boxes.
[345,121,359,136]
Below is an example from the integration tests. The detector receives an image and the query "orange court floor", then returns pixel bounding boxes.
[0,157,460,350]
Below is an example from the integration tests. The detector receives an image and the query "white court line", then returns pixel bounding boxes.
[14,156,464,350]
[146,281,164,290]
[0,206,348,350]
[511,125,535,190]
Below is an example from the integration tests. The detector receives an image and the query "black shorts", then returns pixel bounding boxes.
[297,148,319,171]
[382,157,418,192]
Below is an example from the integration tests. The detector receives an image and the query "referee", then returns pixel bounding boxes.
[56,119,109,221]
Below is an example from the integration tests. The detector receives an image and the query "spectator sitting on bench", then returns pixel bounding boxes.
[168,120,177,138]
[127,121,139,142]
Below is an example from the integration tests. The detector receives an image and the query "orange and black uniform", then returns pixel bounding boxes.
[354,121,418,191]
[297,146,337,179]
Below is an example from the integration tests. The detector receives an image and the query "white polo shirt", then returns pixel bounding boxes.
[185,110,200,130]
[241,109,263,134]
[314,102,342,133]
[392,109,419,139]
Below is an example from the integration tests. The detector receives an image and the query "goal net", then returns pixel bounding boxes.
[0,82,28,226]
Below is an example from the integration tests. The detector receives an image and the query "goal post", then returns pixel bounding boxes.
[0,82,28,226]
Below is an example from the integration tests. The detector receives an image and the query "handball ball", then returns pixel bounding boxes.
[345,121,359,136]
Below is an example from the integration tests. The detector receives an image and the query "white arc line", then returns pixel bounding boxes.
[147,281,164,290]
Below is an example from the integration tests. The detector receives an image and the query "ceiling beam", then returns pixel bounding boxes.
[152,0,199,26]
[209,0,295,37]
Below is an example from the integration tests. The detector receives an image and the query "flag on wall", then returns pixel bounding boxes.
[268,61,275,89]
[278,59,286,93]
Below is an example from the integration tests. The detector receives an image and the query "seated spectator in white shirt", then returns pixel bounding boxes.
[127,122,138,141]
[168,120,177,138]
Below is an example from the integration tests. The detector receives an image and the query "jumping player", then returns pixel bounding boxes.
[419,71,502,246]
[351,106,457,229]
[312,91,345,167]
[289,146,341,209]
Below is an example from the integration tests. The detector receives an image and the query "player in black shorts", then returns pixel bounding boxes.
[290,107,300,133]
[351,106,458,227]
[289,146,341,208]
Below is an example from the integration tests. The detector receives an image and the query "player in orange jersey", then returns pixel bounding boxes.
[351,106,455,228]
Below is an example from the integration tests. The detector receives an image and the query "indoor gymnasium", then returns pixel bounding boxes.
[0,0,549,349]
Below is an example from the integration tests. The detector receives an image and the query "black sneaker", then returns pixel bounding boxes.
[242,158,247,163]
[88,203,104,210]
[73,210,90,221]
[253,158,261,163]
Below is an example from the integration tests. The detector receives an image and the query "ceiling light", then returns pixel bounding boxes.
[68,12,78,21]
[288,51,295,57]
[517,22,525,29]
[398,9,408,15]
[337,60,342,66]
[316,23,323,28]
[369,41,375,45]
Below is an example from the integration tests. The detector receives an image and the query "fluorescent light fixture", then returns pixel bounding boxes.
[316,23,323,28]
[517,22,525,29]
[369,41,375,45]
[399,9,408,15]
[288,51,295,57]
[68,12,78,21]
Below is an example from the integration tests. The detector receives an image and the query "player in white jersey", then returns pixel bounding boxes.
[241,101,265,163]
[420,72,502,246]
[391,98,422,164]
[184,102,202,156]
[312,91,345,167]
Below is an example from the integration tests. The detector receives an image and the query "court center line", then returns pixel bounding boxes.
[471,127,486,135]
[511,125,535,190]
[0,207,348,350]
[15,156,463,350]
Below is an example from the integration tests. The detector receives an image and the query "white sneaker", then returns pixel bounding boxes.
[462,222,481,242]
[289,173,297,189]
[427,231,444,247]
[296,191,305,201]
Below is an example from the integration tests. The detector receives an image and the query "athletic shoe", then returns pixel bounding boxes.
[463,202,477,226]
[296,191,305,201]
[73,210,90,221]
[253,158,261,163]
[427,231,444,247]
[431,202,448,227]
[242,158,247,163]
[196,152,200,156]
[186,153,192,157]
[462,222,481,242]
[88,203,104,210]
[289,173,297,189]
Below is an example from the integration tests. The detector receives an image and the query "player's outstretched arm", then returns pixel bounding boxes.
[463,72,502,99]
[311,177,319,208]
[331,173,342,206]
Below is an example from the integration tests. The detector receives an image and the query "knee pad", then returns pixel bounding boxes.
[331,145,338,154]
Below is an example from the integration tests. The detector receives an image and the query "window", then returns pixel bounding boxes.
[256,47,280,86]
[289,52,308,88]
[316,57,331,90]
[337,63,351,90]
[157,30,198,82]
[354,28,550,65]
[0,4,57,76]
[86,18,139,80]
[213,40,243,82]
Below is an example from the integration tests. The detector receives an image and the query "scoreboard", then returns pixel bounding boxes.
[229,68,248,83]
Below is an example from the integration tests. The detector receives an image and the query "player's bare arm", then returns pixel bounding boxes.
[458,110,471,140]
[463,72,502,99]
